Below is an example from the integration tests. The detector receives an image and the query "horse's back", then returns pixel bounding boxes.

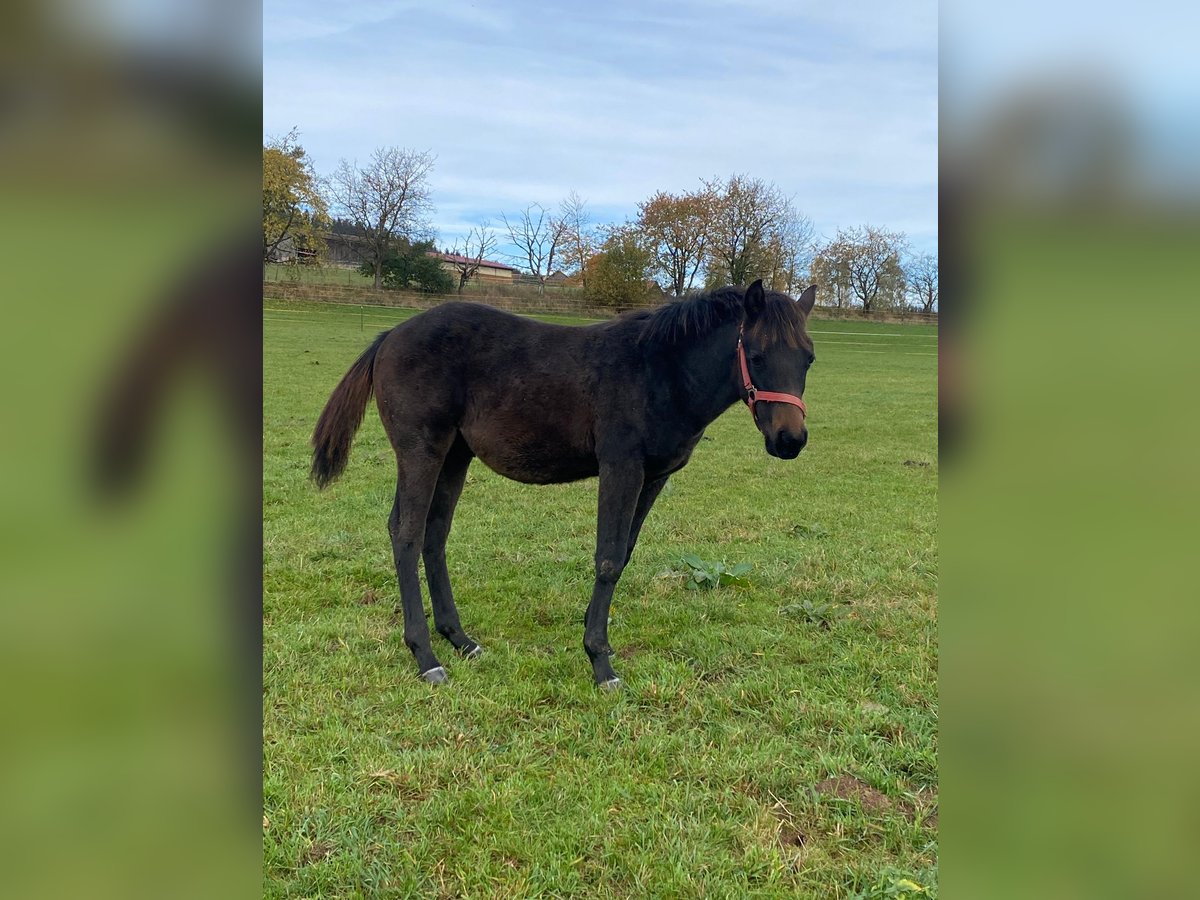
[379,301,598,381]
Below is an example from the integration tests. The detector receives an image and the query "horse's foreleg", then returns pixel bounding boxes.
[424,439,481,658]
[584,463,645,688]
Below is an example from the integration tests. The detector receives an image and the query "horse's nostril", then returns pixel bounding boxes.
[777,431,805,452]
[771,431,805,459]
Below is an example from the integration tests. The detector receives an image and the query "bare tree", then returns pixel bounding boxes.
[446,222,498,294]
[761,201,816,294]
[327,147,436,290]
[907,252,938,313]
[845,226,907,312]
[703,174,790,286]
[557,190,597,290]
[814,226,908,312]
[809,243,852,308]
[501,203,566,295]
[636,187,716,296]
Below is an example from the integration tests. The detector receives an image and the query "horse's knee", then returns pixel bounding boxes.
[390,533,421,558]
[595,557,624,584]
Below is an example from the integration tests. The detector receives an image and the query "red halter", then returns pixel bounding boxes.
[737,324,808,421]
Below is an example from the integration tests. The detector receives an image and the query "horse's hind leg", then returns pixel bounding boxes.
[424,436,481,658]
[388,446,452,683]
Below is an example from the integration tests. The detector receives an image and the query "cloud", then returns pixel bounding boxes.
[264,0,937,255]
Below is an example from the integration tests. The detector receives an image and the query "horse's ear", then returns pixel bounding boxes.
[796,284,816,317]
[744,279,766,317]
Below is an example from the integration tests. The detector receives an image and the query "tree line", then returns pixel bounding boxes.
[264,133,937,313]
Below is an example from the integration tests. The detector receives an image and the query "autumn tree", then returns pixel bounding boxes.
[557,191,598,290]
[703,174,791,287]
[263,129,328,267]
[501,203,567,295]
[327,147,436,290]
[636,187,715,296]
[584,226,655,309]
[811,226,908,312]
[809,243,852,308]
[907,252,938,313]
[446,222,498,294]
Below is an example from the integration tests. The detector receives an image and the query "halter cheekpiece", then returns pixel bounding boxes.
[737,323,808,421]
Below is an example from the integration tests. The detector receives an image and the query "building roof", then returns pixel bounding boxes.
[429,251,518,273]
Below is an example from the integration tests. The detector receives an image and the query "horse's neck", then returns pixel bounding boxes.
[672,324,742,427]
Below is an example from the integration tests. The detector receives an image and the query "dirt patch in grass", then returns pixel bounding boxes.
[364,769,432,803]
[360,587,380,605]
[776,815,808,849]
[732,781,812,853]
[777,823,807,849]
[814,776,892,813]
[301,841,333,865]
[733,778,763,801]
[617,642,647,659]
[767,799,808,851]
[696,664,739,683]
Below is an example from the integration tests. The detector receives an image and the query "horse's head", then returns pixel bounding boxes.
[739,279,817,459]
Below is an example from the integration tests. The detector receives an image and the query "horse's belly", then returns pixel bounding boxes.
[462,421,598,485]
[472,444,599,484]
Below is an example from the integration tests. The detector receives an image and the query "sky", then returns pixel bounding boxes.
[263,1,938,265]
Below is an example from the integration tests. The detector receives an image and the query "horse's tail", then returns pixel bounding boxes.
[310,330,390,489]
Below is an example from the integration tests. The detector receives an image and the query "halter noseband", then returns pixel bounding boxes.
[737,323,808,421]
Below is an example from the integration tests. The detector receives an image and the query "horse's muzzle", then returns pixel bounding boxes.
[766,427,807,459]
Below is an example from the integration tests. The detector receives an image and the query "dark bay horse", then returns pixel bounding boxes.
[311,279,817,688]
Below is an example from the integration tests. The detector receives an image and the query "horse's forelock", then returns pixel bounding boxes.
[750,293,812,352]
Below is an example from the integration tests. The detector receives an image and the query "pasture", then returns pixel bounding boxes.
[266,263,376,286]
[263,299,938,898]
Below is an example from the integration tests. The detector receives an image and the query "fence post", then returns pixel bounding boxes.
[360,305,363,332]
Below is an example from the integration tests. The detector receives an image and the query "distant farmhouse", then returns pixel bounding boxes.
[428,251,520,284]
[321,233,364,267]
[270,233,521,286]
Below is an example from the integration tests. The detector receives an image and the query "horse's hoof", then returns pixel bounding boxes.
[598,676,623,691]
[462,644,483,660]
[420,666,449,685]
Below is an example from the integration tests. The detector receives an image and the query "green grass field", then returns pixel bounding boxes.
[266,263,376,286]
[263,299,938,898]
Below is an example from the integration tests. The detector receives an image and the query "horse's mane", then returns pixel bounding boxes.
[636,285,811,350]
